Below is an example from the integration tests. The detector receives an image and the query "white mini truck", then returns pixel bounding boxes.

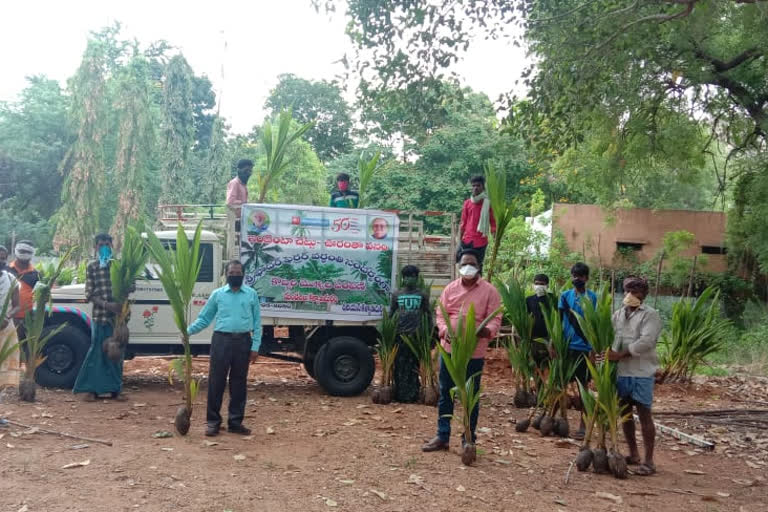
[41,205,457,397]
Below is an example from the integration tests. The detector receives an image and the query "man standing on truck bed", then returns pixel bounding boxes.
[329,172,359,208]
[458,176,495,271]
[188,260,262,437]
[73,234,129,402]
[226,159,252,260]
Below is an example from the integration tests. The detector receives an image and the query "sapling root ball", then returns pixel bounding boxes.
[515,419,531,432]
[575,447,593,471]
[592,448,610,474]
[539,415,554,436]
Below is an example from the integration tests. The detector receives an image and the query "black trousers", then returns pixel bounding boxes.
[207,331,251,428]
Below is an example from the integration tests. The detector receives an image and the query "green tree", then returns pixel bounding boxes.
[110,56,156,246]
[0,76,71,220]
[160,55,195,204]
[54,37,111,254]
[265,74,353,162]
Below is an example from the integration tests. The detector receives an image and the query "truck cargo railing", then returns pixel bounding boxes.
[156,204,458,284]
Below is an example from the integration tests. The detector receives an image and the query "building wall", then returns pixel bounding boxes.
[552,204,728,273]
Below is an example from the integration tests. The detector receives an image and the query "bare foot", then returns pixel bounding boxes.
[112,392,129,402]
[80,393,96,402]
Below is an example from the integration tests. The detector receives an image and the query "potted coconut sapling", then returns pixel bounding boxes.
[537,305,579,438]
[438,302,502,466]
[402,316,438,406]
[497,277,537,409]
[103,225,149,362]
[145,223,204,435]
[18,249,74,402]
[372,309,399,404]
[574,286,630,479]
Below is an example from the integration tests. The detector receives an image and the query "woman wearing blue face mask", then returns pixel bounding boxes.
[73,233,129,402]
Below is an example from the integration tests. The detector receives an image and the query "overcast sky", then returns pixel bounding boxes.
[0,0,527,134]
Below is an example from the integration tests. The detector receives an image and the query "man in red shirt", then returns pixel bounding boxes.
[422,249,502,452]
[458,175,496,271]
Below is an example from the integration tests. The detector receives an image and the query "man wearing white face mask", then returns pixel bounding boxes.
[422,249,502,452]
[526,274,556,368]
[607,277,662,476]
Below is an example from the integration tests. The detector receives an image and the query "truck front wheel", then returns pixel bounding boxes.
[314,336,374,397]
[35,325,90,389]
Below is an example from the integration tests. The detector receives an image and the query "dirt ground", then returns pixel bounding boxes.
[1,350,767,512]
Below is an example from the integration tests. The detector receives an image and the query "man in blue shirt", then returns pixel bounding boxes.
[558,262,597,439]
[188,260,262,437]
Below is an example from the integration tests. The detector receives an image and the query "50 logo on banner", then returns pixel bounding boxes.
[331,216,360,233]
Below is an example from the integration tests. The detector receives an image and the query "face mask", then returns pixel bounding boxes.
[98,245,112,268]
[403,276,418,288]
[459,265,479,279]
[623,292,642,308]
[338,181,349,192]
[238,171,251,184]
[534,284,548,297]
[227,275,244,288]
[572,278,586,290]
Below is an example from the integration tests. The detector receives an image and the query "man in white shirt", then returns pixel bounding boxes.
[608,277,662,476]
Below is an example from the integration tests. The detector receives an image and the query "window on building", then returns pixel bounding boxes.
[616,241,644,252]
[701,245,727,255]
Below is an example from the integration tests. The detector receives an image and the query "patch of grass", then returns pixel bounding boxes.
[696,366,730,377]
[706,321,768,376]
[403,457,418,469]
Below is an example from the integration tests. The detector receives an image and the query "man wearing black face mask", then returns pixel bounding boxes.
[557,262,597,439]
[188,260,262,437]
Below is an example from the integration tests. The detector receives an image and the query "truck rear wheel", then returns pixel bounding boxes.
[35,325,90,389]
[314,336,374,397]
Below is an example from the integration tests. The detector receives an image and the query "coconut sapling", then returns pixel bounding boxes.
[104,225,148,362]
[145,223,204,435]
[539,304,579,437]
[497,277,537,408]
[18,248,74,401]
[435,302,502,465]
[373,309,399,405]
[402,316,438,406]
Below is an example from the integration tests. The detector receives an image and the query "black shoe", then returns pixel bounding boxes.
[205,425,220,437]
[228,424,252,435]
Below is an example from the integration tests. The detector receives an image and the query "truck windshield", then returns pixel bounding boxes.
[144,241,215,283]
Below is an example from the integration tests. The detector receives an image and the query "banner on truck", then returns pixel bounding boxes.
[240,204,399,321]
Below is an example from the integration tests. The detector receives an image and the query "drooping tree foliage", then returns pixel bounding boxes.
[54,36,111,255]
[160,55,196,204]
[110,56,155,246]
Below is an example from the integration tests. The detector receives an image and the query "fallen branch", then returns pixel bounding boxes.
[654,408,768,417]
[564,460,575,485]
[634,414,715,450]
[0,418,113,446]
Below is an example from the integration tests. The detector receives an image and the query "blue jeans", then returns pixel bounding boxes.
[437,356,485,443]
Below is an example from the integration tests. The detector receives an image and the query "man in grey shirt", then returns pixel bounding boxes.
[608,277,662,476]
